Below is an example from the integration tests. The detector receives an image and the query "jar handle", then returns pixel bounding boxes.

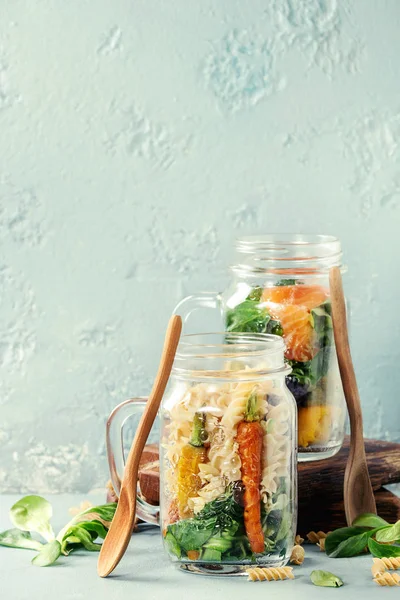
[106,398,160,525]
[174,292,222,331]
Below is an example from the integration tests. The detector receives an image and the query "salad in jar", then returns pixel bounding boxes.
[225,280,345,458]
[161,361,296,575]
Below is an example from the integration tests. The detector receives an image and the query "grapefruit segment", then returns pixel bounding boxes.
[262,285,328,310]
[265,303,316,362]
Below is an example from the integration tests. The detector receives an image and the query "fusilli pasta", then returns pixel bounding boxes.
[290,545,305,565]
[372,557,400,576]
[295,534,304,545]
[260,402,291,501]
[373,572,400,587]
[306,531,330,544]
[247,567,294,581]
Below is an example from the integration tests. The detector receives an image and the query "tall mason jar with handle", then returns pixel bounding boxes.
[175,234,347,462]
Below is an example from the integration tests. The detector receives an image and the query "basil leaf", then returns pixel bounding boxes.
[325,527,371,558]
[10,495,54,542]
[375,521,400,544]
[310,570,344,587]
[352,513,389,529]
[32,540,61,567]
[0,528,43,551]
[368,537,400,558]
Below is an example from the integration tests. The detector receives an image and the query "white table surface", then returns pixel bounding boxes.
[0,493,398,599]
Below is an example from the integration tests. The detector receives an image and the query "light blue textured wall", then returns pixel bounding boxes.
[1,0,399,492]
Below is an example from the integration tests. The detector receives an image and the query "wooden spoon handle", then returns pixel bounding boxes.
[329,267,376,524]
[329,268,363,444]
[124,314,182,487]
[97,315,182,577]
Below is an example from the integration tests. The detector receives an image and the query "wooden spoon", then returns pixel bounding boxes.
[329,266,376,525]
[97,315,182,577]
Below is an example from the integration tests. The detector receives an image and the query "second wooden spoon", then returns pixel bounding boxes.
[97,314,182,577]
[329,266,376,525]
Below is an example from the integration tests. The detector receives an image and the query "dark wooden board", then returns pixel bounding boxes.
[297,436,400,532]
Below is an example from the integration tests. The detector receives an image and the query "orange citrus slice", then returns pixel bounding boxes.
[265,303,316,362]
[262,285,328,310]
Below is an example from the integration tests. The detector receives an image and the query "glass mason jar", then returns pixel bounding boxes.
[175,235,346,462]
[106,332,297,576]
[161,332,296,575]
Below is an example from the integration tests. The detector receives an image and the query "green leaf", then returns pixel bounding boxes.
[164,532,181,558]
[368,537,400,558]
[375,521,400,544]
[10,496,54,542]
[201,548,221,561]
[310,570,344,587]
[226,300,270,333]
[325,527,372,558]
[78,520,108,540]
[0,528,44,551]
[32,540,61,567]
[56,503,116,542]
[80,503,117,523]
[61,526,101,552]
[352,513,389,529]
[168,518,216,552]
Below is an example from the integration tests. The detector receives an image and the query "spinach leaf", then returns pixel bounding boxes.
[10,496,54,542]
[168,517,216,552]
[325,527,372,558]
[375,520,400,544]
[32,540,61,567]
[368,537,400,558]
[1,496,117,567]
[352,513,389,529]
[226,300,270,333]
[310,570,344,587]
[166,490,245,557]
[0,528,43,551]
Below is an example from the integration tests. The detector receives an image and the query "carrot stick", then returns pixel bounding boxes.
[237,393,265,553]
[176,412,207,519]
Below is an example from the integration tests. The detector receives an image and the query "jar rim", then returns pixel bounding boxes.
[236,234,340,253]
[172,332,290,379]
[233,234,343,275]
[176,332,285,357]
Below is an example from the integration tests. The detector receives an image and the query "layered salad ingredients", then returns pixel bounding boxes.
[162,379,295,564]
[226,281,343,453]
